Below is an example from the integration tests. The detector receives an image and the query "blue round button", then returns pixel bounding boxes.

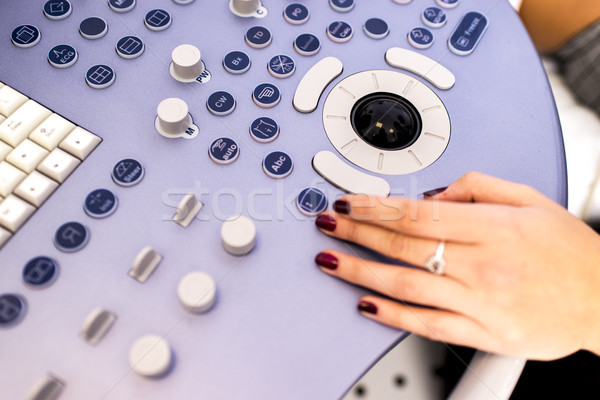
[109,0,136,13]
[11,25,41,48]
[327,21,353,43]
[79,17,108,40]
[54,221,90,253]
[408,27,434,49]
[263,151,293,179]
[223,51,251,74]
[296,188,328,216]
[268,55,296,78]
[44,0,72,20]
[112,158,144,187]
[250,117,279,143]
[209,137,239,165]
[0,294,27,327]
[294,33,321,56]
[435,0,459,8]
[84,189,118,219]
[245,26,272,49]
[252,83,281,108]
[207,91,236,116]
[363,18,389,39]
[85,65,115,89]
[422,7,447,28]
[284,3,309,25]
[116,36,144,59]
[144,9,172,31]
[48,44,78,69]
[329,0,355,12]
[22,256,59,288]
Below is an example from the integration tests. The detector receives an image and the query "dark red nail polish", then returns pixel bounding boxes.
[315,214,336,232]
[315,252,338,270]
[423,187,448,197]
[357,301,378,315]
[333,199,350,214]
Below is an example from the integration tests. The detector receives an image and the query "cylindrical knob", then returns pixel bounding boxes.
[156,98,192,136]
[171,44,202,80]
[231,0,260,15]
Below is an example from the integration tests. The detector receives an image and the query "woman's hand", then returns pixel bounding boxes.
[315,172,600,360]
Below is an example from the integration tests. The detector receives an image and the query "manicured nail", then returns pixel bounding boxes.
[357,301,378,315]
[315,214,336,232]
[315,252,338,270]
[422,187,448,197]
[333,199,350,215]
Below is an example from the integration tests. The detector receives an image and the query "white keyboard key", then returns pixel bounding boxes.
[37,148,80,183]
[0,140,11,161]
[14,171,58,207]
[0,194,36,232]
[6,139,49,173]
[0,226,10,248]
[293,57,344,114]
[30,113,76,150]
[0,85,28,117]
[0,161,27,197]
[59,126,101,160]
[0,100,52,146]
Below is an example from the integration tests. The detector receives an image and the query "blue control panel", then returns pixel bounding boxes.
[0,1,565,399]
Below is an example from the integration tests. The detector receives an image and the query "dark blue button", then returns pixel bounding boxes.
[144,9,172,31]
[327,21,353,43]
[284,3,309,25]
[0,294,27,327]
[207,91,236,116]
[11,25,41,48]
[112,158,144,187]
[209,138,239,165]
[79,17,108,40]
[294,33,321,56]
[296,188,328,216]
[223,51,251,74]
[116,36,144,59]
[250,117,279,143]
[422,7,447,28]
[47,44,78,68]
[448,11,488,56]
[263,151,293,179]
[408,27,434,49]
[268,55,296,78]
[44,0,72,20]
[109,0,136,13]
[363,18,389,39]
[329,0,354,12]
[85,65,115,89]
[436,0,459,8]
[84,189,118,218]
[245,26,272,49]
[54,221,90,253]
[23,256,59,288]
[252,83,281,108]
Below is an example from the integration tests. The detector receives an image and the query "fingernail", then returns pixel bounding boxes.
[315,252,338,270]
[422,187,448,197]
[357,301,378,315]
[315,214,336,232]
[333,199,350,215]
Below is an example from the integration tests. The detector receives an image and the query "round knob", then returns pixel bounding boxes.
[156,98,192,137]
[170,44,202,81]
[230,0,261,16]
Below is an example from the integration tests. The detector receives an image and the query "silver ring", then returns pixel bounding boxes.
[425,241,446,275]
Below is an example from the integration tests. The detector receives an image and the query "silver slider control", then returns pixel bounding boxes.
[293,57,343,114]
[385,47,455,90]
[312,151,390,197]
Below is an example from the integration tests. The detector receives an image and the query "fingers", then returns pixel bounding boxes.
[426,171,562,209]
[316,250,476,314]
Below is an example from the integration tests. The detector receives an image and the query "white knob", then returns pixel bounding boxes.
[156,98,192,137]
[230,0,261,15]
[171,44,202,80]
